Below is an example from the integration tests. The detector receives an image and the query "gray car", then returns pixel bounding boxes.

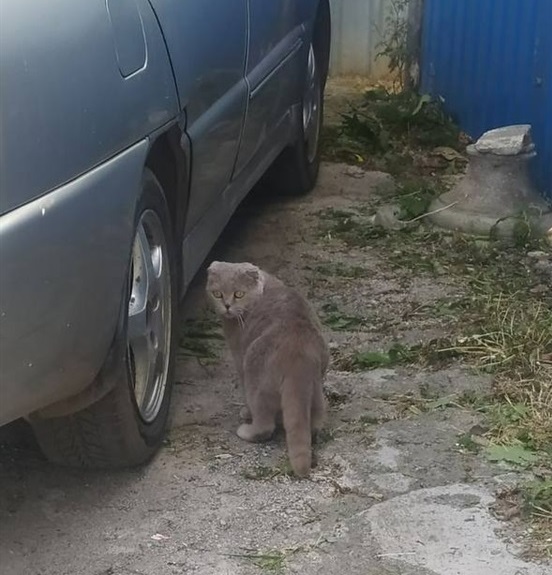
[0,0,330,467]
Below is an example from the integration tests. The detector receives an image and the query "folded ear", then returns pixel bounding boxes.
[207,260,222,274]
[242,262,260,282]
[244,269,259,281]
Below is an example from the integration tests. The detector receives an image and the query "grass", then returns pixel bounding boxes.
[331,271,552,461]
[317,207,385,247]
[525,479,552,558]
[228,537,332,572]
[318,179,552,463]
[241,460,295,481]
[308,262,370,279]
[319,206,549,320]
[332,339,459,372]
[494,479,552,557]
[317,159,551,551]
[452,296,551,374]
[179,310,224,364]
[456,432,481,454]
[523,479,552,523]
[317,207,544,277]
[451,293,552,457]
[342,255,550,550]
[393,177,445,220]
[317,82,552,555]
[320,302,368,331]
[321,88,465,182]
[318,130,551,472]
[228,548,294,572]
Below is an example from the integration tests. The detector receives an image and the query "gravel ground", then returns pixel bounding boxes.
[1,163,550,575]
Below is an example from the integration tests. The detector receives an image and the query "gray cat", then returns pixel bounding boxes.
[206,261,329,477]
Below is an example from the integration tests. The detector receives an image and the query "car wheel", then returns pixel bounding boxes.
[263,8,329,196]
[30,169,177,468]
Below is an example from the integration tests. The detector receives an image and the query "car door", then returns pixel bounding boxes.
[146,0,248,232]
[233,0,304,176]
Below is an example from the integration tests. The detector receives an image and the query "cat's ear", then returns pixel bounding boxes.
[207,260,222,274]
[242,263,260,282]
[244,269,258,281]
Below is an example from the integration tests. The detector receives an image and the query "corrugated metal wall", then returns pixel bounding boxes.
[329,0,394,78]
[421,0,552,199]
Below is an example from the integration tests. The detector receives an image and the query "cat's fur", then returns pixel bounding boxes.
[206,261,329,477]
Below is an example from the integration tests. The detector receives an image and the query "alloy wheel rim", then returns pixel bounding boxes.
[303,43,322,164]
[127,210,171,423]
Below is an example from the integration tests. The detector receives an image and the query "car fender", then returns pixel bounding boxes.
[0,140,150,425]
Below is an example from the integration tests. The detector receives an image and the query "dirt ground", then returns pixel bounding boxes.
[1,161,550,575]
[323,76,379,126]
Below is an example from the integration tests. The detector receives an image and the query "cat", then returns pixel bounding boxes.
[206,261,329,477]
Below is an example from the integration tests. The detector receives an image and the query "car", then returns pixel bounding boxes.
[0,0,331,467]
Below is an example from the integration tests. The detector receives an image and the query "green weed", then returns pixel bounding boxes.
[310,262,369,279]
[320,302,367,331]
[241,460,294,481]
[229,549,291,572]
[179,311,224,363]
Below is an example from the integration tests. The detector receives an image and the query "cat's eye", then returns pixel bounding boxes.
[212,290,223,299]
[234,290,245,299]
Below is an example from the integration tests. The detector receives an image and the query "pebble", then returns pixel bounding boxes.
[527,250,548,259]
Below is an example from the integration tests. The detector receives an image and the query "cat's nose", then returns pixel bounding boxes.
[224,303,230,310]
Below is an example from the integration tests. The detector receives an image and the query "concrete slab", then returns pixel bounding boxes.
[364,484,549,575]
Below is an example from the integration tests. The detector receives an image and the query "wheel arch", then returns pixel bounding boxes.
[312,0,331,88]
[145,124,191,297]
[30,129,191,421]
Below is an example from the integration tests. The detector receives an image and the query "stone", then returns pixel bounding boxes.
[474,124,533,156]
[374,204,411,230]
[535,259,552,273]
[527,250,549,259]
[428,123,551,239]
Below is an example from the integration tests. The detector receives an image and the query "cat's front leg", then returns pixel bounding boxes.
[234,361,252,421]
[239,405,252,422]
[223,318,244,382]
[237,389,277,443]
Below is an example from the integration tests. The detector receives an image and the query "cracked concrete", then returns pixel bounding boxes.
[364,484,544,575]
[0,163,549,575]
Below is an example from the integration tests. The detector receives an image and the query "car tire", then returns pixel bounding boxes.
[262,3,330,196]
[30,169,177,468]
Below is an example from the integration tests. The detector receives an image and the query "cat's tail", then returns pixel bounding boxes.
[281,373,313,478]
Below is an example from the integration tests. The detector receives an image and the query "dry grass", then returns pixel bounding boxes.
[227,548,291,572]
[450,295,551,374]
[493,480,552,558]
[450,293,552,454]
[491,376,552,452]
[440,279,552,556]
[320,77,552,556]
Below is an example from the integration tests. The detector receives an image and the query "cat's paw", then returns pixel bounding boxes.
[237,423,273,443]
[237,424,257,442]
[239,406,252,422]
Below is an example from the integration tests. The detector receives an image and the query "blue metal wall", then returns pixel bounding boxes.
[421,0,552,199]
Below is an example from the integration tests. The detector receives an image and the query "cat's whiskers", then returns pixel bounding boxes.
[237,312,245,330]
